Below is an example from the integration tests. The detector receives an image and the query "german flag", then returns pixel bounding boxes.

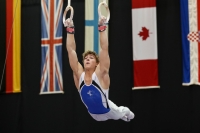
[0,0,21,93]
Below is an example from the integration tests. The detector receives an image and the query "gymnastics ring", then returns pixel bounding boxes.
[63,0,74,27]
[98,0,110,23]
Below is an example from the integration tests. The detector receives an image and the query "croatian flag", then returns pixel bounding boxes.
[132,0,159,89]
[181,0,200,85]
[40,0,64,94]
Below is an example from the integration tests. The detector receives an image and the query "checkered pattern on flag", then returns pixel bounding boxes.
[181,0,200,85]
[187,31,200,42]
[40,0,63,94]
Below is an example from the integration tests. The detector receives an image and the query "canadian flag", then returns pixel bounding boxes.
[132,0,159,89]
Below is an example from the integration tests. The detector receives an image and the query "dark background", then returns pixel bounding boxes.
[0,0,200,133]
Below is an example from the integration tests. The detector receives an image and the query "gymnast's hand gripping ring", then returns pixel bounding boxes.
[63,0,74,27]
[98,0,110,23]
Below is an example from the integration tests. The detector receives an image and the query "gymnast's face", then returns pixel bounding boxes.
[83,54,98,70]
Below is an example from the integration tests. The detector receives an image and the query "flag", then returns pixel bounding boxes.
[0,0,21,93]
[85,0,109,54]
[40,0,64,94]
[0,0,6,93]
[131,0,159,89]
[180,0,200,86]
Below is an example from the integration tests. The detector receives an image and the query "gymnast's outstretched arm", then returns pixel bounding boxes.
[65,19,83,89]
[97,17,110,89]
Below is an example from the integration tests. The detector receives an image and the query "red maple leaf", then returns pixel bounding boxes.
[138,27,149,40]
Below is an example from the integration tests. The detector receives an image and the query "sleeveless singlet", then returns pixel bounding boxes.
[79,72,110,114]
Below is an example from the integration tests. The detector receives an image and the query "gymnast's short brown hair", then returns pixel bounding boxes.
[82,50,99,63]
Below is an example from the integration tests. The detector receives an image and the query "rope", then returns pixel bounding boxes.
[68,0,71,6]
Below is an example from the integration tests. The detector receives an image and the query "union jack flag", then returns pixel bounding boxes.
[40,0,63,94]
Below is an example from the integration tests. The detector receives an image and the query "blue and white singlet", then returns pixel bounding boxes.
[79,72,110,114]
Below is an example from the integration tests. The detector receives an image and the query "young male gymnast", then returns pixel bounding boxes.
[64,16,135,122]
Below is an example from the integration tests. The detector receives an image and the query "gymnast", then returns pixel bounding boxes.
[64,15,135,122]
